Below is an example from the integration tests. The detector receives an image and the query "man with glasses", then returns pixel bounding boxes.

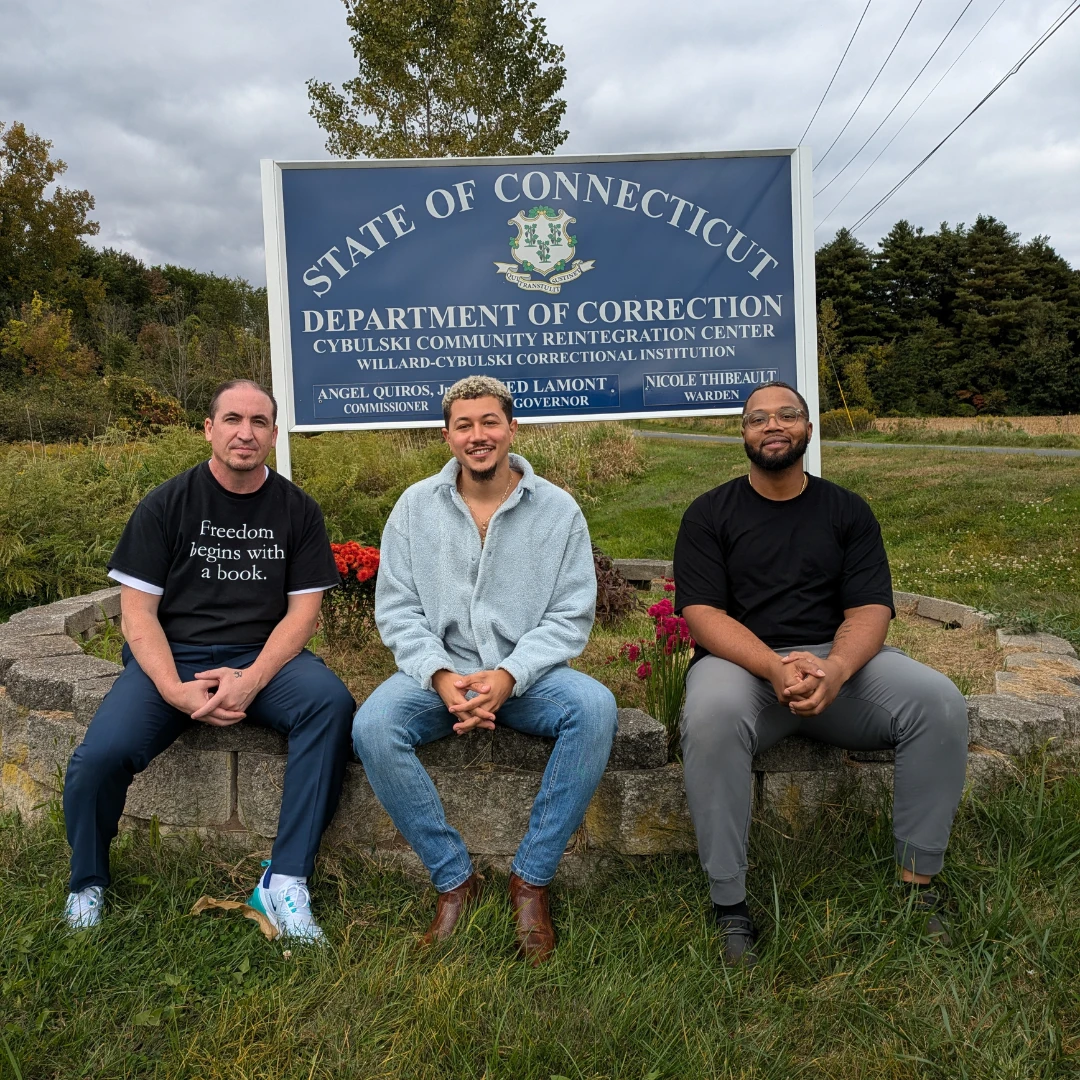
[673,381,968,967]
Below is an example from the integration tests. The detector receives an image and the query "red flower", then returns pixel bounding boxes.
[636,661,652,680]
[626,644,640,662]
[663,580,676,592]
[648,598,674,618]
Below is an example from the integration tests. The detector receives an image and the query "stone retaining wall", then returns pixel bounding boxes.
[1,579,1078,881]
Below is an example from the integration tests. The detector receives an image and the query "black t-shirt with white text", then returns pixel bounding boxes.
[108,462,339,645]
[673,475,894,659]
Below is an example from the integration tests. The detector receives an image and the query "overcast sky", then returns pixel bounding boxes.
[3,0,1078,284]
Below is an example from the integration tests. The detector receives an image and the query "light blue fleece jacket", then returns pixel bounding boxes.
[375,453,596,695]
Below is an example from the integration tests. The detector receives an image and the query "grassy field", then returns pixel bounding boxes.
[5,430,1080,1077]
[587,440,1080,649]
[635,416,1080,450]
[4,752,1080,1079]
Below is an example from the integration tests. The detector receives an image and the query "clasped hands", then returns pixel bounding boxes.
[773,652,845,717]
[432,668,516,734]
[166,667,262,726]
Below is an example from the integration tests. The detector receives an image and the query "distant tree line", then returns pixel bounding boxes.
[4,107,1080,443]
[816,219,1080,416]
[0,121,270,440]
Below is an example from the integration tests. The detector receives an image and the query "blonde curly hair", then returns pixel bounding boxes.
[441,376,513,426]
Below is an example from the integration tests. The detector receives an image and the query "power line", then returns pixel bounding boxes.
[816,0,976,199]
[817,0,1008,229]
[850,0,1080,232]
[815,0,926,171]
[799,0,875,144]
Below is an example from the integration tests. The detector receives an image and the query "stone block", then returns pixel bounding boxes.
[1,762,52,821]
[966,694,1075,755]
[179,723,288,755]
[586,765,695,855]
[322,761,397,849]
[754,734,844,772]
[0,693,27,766]
[23,710,86,786]
[915,595,989,629]
[759,771,837,821]
[843,761,894,805]
[126,742,232,825]
[996,653,1080,708]
[3,608,74,636]
[609,709,668,770]
[236,751,287,837]
[0,632,82,681]
[892,591,921,613]
[1003,651,1080,680]
[5,655,121,711]
[491,727,553,771]
[612,558,673,586]
[846,748,895,763]
[965,746,1020,787]
[72,676,119,725]
[431,765,541,855]
[416,729,492,768]
[997,630,1077,658]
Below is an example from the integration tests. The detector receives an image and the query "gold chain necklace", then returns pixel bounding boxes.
[458,471,516,544]
[748,471,808,496]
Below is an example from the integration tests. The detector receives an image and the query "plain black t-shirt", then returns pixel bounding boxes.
[673,475,894,657]
[108,462,339,645]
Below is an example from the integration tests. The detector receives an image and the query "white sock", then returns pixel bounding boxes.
[265,870,306,893]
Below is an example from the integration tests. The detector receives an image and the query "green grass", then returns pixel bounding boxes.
[585,440,1080,648]
[4,757,1079,1078]
[634,418,1080,450]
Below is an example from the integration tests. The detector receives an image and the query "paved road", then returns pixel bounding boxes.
[631,429,1080,459]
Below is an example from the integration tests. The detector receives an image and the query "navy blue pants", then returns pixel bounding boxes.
[64,642,355,892]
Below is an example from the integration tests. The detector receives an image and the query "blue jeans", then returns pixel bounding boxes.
[352,666,618,890]
[65,643,355,892]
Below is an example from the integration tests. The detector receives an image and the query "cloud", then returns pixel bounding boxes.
[2,0,1076,281]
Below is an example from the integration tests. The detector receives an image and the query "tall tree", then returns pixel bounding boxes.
[0,122,98,314]
[307,0,567,158]
[814,228,880,352]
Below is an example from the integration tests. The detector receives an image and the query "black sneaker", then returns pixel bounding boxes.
[713,908,758,968]
[909,887,952,946]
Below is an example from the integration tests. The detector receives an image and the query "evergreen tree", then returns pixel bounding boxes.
[814,228,881,351]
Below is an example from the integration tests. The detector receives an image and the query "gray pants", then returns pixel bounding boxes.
[681,644,969,905]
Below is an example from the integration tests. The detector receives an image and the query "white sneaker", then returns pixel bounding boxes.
[65,886,104,929]
[249,873,325,944]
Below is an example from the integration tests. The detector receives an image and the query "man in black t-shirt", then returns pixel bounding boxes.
[63,380,354,942]
[673,382,968,967]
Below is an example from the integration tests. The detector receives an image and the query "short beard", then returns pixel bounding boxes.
[744,433,808,472]
[466,462,499,483]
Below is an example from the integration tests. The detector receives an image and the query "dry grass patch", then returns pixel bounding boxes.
[887,613,1003,696]
[875,415,1080,436]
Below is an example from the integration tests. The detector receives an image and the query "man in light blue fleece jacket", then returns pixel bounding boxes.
[352,375,617,964]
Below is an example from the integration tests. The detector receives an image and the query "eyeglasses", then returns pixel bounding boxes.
[742,407,807,430]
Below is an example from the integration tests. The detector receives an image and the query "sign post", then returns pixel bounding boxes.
[261,149,818,478]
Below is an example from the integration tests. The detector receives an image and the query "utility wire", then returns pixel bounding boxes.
[850,0,1080,231]
[816,0,975,198]
[799,0,874,144]
[818,0,1008,229]
[815,0,926,171]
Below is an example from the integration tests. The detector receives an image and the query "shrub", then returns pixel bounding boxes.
[818,406,875,438]
[592,545,639,627]
[321,541,379,645]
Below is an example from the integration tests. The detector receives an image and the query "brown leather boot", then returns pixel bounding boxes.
[508,873,555,965]
[421,873,482,944]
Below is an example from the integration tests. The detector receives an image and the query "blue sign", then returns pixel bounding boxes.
[263,152,813,430]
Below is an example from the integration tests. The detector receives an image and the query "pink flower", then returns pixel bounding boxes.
[663,580,676,592]
[636,661,652,680]
[626,644,640,662]
[648,599,674,619]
